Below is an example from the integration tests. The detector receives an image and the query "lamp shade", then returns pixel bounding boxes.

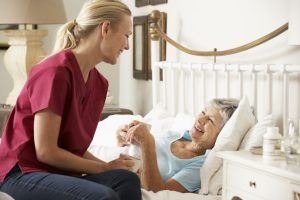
[0,0,66,24]
[288,0,300,45]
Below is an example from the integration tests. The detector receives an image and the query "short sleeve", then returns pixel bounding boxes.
[28,68,70,116]
[172,158,205,192]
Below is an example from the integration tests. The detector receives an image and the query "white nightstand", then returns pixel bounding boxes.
[217,151,300,200]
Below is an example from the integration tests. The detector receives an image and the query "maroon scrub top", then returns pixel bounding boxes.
[0,49,108,182]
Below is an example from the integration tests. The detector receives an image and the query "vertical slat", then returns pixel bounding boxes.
[190,64,195,116]
[238,65,244,99]
[252,67,258,117]
[266,65,273,115]
[151,41,160,108]
[213,64,218,98]
[202,68,206,105]
[180,64,185,113]
[283,67,289,136]
[226,66,230,98]
[163,65,167,109]
[171,66,176,116]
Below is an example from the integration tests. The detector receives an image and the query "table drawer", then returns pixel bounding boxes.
[227,163,289,200]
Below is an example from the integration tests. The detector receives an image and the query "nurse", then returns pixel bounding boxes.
[0,1,141,200]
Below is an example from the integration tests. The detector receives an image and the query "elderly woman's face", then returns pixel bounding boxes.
[190,106,223,149]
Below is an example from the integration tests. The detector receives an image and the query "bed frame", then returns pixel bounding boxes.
[149,11,300,137]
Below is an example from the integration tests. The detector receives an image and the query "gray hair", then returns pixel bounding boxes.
[52,0,131,53]
[208,98,239,127]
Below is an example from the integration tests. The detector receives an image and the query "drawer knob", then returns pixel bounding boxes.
[249,181,256,188]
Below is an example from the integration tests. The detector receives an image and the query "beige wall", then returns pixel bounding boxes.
[119,0,300,115]
[1,0,300,116]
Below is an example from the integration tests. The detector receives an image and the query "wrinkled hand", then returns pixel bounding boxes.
[107,154,135,171]
[126,121,154,146]
[116,120,143,146]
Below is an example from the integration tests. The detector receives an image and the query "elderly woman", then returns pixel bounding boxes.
[117,98,239,193]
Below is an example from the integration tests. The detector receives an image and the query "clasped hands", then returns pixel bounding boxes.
[116,120,153,147]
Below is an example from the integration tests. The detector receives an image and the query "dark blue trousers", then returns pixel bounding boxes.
[0,166,141,200]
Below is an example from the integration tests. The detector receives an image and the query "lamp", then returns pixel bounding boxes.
[288,0,300,45]
[0,0,66,105]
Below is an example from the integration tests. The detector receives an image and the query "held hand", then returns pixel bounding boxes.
[116,124,129,147]
[128,120,142,129]
[108,154,135,171]
[126,123,153,146]
[116,120,143,146]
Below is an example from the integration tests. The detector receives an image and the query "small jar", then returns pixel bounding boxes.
[263,127,282,159]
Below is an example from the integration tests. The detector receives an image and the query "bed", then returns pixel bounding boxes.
[91,11,300,200]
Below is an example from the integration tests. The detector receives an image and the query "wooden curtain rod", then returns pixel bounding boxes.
[149,10,289,56]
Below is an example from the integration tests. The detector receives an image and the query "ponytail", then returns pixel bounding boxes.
[52,20,78,54]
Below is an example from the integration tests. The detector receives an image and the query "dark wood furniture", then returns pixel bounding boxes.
[101,107,133,120]
[0,104,13,137]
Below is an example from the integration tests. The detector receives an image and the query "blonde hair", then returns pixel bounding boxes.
[52,0,131,53]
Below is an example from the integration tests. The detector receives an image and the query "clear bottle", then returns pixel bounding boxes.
[283,120,300,165]
[263,127,282,159]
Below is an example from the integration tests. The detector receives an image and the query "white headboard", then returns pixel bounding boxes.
[151,41,300,136]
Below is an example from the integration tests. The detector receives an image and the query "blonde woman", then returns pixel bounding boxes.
[0,1,141,199]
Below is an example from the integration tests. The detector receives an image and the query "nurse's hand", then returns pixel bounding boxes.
[116,124,129,147]
[107,154,134,171]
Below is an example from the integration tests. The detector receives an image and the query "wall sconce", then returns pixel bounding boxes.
[288,0,300,45]
[0,0,66,105]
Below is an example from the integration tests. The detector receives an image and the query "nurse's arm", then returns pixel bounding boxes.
[34,108,133,174]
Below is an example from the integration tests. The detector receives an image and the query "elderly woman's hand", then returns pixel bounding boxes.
[126,121,154,146]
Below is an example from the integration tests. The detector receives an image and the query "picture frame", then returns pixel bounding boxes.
[0,25,18,50]
[147,12,167,80]
[149,0,168,5]
[135,0,149,7]
[133,16,149,80]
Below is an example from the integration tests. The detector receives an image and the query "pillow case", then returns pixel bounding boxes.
[143,104,171,121]
[171,113,195,132]
[91,114,143,147]
[199,96,256,195]
[238,114,274,150]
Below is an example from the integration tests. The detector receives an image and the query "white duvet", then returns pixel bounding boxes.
[89,107,222,200]
[141,189,221,200]
[90,101,271,200]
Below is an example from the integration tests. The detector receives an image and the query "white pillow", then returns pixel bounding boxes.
[91,114,143,147]
[143,104,171,121]
[238,114,274,150]
[89,145,126,162]
[149,117,175,137]
[171,112,195,132]
[199,96,256,195]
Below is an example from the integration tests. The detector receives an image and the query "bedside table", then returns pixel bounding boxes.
[101,107,133,120]
[217,151,300,200]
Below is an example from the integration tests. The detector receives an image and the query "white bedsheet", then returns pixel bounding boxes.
[142,189,221,200]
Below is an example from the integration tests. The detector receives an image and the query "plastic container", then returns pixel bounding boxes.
[127,144,141,172]
[263,127,282,159]
[281,120,300,165]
